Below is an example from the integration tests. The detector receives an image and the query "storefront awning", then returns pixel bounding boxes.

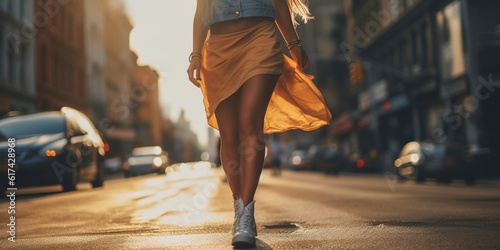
[329,112,352,137]
[357,113,371,130]
[377,94,410,115]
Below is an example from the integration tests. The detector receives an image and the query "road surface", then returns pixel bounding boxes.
[1,163,500,249]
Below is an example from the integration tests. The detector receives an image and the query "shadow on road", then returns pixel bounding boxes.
[233,239,273,250]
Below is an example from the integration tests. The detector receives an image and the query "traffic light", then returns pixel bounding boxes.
[349,61,364,85]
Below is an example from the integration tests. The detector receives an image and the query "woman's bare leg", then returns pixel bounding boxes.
[215,74,280,205]
[238,74,280,205]
[215,89,243,199]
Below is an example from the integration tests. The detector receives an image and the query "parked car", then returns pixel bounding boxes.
[287,144,348,173]
[348,151,378,173]
[317,145,349,174]
[0,107,106,194]
[123,146,169,177]
[394,141,475,184]
[287,149,311,171]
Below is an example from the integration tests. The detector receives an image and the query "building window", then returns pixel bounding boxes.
[58,58,64,88]
[7,0,15,14]
[390,0,404,20]
[402,37,410,76]
[397,39,405,73]
[19,43,27,89]
[420,21,429,69]
[426,105,446,140]
[0,29,4,83]
[385,47,394,72]
[19,0,25,18]
[69,64,74,92]
[410,29,419,74]
[7,41,16,85]
[52,56,57,87]
[40,44,48,83]
[436,0,465,81]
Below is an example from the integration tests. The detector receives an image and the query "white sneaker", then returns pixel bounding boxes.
[232,200,256,248]
[232,198,244,233]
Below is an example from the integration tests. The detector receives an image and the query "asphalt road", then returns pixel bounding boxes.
[1,164,500,249]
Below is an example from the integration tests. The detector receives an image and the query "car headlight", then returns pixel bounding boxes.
[291,156,302,165]
[153,157,163,167]
[410,153,420,164]
[128,158,136,165]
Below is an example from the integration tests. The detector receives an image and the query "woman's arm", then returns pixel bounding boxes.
[187,1,209,87]
[273,0,310,70]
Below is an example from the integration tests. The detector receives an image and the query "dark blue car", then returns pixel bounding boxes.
[0,107,106,194]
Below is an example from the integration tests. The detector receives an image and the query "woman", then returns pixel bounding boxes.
[187,0,331,247]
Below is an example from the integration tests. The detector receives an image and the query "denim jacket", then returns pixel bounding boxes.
[203,0,276,27]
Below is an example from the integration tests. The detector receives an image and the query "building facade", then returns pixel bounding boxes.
[174,110,200,163]
[102,0,136,159]
[132,57,163,148]
[84,0,107,124]
[278,0,346,158]
[0,0,36,115]
[340,0,500,175]
[35,0,87,111]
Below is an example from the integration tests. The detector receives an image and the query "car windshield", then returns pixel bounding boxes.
[0,114,66,141]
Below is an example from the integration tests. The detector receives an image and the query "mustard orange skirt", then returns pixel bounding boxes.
[200,20,331,133]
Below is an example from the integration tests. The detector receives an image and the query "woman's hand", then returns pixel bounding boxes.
[188,0,208,88]
[187,57,201,87]
[273,0,309,70]
[290,46,309,70]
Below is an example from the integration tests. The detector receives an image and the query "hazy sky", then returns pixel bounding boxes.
[123,0,209,146]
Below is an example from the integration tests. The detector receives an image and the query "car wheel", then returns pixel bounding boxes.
[62,164,78,192]
[416,168,426,184]
[437,176,452,184]
[397,175,408,183]
[464,175,476,185]
[91,156,105,188]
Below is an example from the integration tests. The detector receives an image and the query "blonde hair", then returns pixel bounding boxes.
[199,0,313,26]
[288,0,313,26]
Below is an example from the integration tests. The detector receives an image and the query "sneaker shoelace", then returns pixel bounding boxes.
[236,210,254,235]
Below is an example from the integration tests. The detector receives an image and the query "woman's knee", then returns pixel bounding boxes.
[238,123,266,154]
[238,115,264,138]
[220,132,240,150]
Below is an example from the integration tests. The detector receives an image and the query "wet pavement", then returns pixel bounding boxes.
[1,163,500,249]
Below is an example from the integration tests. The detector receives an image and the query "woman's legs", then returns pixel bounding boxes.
[238,74,280,205]
[215,89,242,199]
[215,74,280,205]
